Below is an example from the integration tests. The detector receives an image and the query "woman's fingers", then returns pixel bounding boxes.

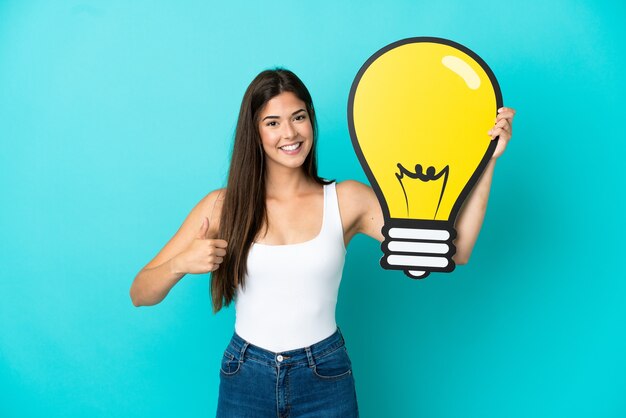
[489,127,510,141]
[493,118,511,131]
[489,107,515,139]
[488,124,510,139]
[488,107,516,159]
[495,108,515,126]
[497,107,516,117]
[210,239,228,249]
[210,261,222,272]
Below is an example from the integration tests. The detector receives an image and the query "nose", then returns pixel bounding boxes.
[281,121,297,139]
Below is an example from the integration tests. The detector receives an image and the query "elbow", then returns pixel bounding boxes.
[129,286,144,307]
[130,293,141,307]
[130,270,152,307]
[453,253,470,266]
[452,241,474,266]
[130,284,161,307]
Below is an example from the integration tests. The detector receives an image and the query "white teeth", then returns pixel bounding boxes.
[280,143,301,151]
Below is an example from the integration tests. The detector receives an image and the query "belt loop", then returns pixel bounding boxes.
[305,346,315,368]
[336,326,345,345]
[239,341,249,363]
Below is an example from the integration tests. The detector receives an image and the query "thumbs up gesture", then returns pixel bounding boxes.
[176,217,228,274]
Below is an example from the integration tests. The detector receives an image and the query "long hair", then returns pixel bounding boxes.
[211,68,331,313]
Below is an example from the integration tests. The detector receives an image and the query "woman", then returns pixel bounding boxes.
[130,69,516,417]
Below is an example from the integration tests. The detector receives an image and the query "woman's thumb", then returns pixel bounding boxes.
[196,217,209,239]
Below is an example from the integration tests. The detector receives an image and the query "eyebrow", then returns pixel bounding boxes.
[261,108,306,121]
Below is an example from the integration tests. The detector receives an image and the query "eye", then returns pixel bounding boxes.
[294,114,307,121]
[265,121,278,127]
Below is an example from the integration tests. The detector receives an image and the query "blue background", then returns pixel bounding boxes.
[1,1,625,417]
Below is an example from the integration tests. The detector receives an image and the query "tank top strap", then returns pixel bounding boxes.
[321,181,345,246]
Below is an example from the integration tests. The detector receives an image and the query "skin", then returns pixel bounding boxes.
[129,91,516,306]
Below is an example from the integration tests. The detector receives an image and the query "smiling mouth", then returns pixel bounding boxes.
[279,142,302,151]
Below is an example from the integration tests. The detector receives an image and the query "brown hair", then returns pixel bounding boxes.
[211,68,331,312]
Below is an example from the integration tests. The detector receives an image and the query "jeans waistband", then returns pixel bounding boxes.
[226,327,345,367]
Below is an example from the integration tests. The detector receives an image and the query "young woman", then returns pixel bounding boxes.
[130,69,516,417]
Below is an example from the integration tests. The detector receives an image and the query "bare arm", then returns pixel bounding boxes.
[452,159,495,264]
[130,258,186,307]
[336,180,384,247]
[342,165,493,266]
[452,107,516,264]
[345,107,516,267]
[130,189,227,307]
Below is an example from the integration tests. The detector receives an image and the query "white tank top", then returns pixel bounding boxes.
[234,181,347,352]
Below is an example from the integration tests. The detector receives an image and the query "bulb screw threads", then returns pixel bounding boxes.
[380,220,457,279]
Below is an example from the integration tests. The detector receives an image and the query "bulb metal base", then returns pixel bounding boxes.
[380,220,456,279]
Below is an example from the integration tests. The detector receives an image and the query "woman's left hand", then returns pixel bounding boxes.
[488,107,516,159]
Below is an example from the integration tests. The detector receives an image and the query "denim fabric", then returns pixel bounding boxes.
[216,327,359,418]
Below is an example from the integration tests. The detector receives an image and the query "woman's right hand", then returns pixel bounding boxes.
[171,217,228,274]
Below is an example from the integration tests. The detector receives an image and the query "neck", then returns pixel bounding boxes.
[265,165,315,198]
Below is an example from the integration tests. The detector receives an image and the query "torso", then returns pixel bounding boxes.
[206,181,362,247]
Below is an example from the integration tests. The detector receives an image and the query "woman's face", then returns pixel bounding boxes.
[257,91,313,172]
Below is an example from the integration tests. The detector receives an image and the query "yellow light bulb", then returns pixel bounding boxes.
[348,37,502,279]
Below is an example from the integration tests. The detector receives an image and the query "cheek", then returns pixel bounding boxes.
[301,123,314,139]
[259,129,277,148]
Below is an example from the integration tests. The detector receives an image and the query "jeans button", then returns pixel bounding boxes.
[276,354,284,362]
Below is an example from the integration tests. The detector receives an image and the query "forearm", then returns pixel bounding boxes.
[130,257,185,307]
[453,159,496,264]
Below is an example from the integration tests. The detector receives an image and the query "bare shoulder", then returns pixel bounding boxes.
[203,186,226,211]
[202,187,227,204]
[336,180,383,244]
[336,180,363,217]
[336,180,377,206]
[199,187,227,230]
[336,179,363,192]
[141,187,226,271]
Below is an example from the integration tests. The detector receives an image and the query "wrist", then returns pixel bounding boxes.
[169,256,184,275]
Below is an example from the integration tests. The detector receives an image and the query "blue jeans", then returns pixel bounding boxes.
[216,327,359,417]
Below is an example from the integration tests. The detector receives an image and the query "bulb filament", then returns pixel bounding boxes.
[395,163,450,218]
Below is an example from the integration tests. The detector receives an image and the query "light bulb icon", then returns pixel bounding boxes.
[348,37,502,279]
